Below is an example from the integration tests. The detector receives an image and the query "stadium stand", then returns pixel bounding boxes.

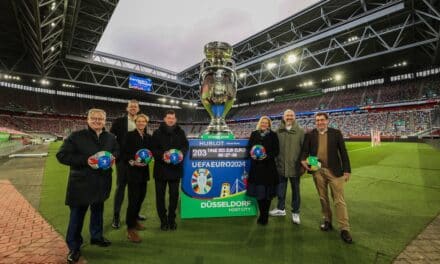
[1,76,439,139]
[228,77,439,120]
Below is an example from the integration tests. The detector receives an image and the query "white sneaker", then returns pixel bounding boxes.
[292,213,300,224]
[269,208,286,216]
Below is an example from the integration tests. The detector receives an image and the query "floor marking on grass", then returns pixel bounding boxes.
[374,251,389,264]
[348,143,392,152]
[349,146,373,152]
[354,175,440,190]
[375,163,440,171]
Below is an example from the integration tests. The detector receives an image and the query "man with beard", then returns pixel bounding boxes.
[152,110,188,230]
[270,109,305,224]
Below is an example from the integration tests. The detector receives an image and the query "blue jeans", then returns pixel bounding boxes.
[66,202,104,251]
[276,175,300,213]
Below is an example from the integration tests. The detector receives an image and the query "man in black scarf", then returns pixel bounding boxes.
[152,110,188,230]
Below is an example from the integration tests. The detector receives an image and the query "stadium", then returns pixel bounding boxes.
[0,0,439,263]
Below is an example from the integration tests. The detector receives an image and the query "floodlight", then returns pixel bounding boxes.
[286,54,298,64]
[266,62,277,70]
[334,74,342,81]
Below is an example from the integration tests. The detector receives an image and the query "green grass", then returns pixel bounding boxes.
[39,142,440,264]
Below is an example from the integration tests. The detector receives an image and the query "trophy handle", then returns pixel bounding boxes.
[200,75,214,119]
[222,100,234,119]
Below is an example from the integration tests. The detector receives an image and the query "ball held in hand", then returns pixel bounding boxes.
[250,144,267,160]
[163,149,183,165]
[307,156,321,172]
[89,151,114,170]
[135,148,153,164]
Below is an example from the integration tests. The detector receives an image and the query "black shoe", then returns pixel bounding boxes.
[160,221,168,231]
[257,217,268,226]
[111,216,120,229]
[90,237,111,247]
[320,220,333,231]
[169,221,177,230]
[67,250,80,263]
[341,230,353,244]
[137,214,146,221]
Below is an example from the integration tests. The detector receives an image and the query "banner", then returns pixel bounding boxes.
[181,139,257,218]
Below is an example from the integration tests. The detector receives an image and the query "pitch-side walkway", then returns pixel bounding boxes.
[0,180,68,264]
[393,215,440,263]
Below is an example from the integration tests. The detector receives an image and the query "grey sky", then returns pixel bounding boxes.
[97,0,319,72]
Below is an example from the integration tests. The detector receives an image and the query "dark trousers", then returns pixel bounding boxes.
[257,199,271,224]
[66,202,104,251]
[126,180,147,229]
[276,175,301,213]
[113,161,128,219]
[155,179,180,223]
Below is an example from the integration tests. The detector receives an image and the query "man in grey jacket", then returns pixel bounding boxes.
[270,109,305,224]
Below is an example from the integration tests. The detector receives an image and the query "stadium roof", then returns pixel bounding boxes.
[0,0,439,104]
[96,0,318,72]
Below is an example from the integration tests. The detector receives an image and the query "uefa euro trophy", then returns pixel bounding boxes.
[199,41,237,140]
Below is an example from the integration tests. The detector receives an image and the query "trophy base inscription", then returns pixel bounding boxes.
[201,132,235,140]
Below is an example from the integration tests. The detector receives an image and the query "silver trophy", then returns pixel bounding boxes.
[199,41,237,140]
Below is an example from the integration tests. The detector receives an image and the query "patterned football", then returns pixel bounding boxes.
[307,156,321,172]
[250,144,267,160]
[135,148,153,164]
[163,149,183,165]
[89,151,114,170]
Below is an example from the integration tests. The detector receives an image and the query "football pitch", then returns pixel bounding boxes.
[39,142,440,264]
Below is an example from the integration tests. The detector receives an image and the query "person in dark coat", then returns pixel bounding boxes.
[110,99,141,229]
[152,110,188,231]
[122,114,153,243]
[300,112,353,244]
[56,109,119,264]
[247,116,280,225]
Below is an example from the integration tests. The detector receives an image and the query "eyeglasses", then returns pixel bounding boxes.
[89,117,105,121]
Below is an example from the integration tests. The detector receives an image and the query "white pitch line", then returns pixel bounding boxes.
[9,153,48,158]
[349,146,373,152]
[348,143,389,152]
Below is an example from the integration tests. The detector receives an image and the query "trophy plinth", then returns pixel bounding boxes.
[201,117,234,140]
[199,42,237,140]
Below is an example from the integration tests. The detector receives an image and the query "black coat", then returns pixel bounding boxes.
[110,115,130,155]
[56,127,119,206]
[152,123,189,181]
[301,128,351,177]
[122,129,153,183]
[248,130,280,186]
